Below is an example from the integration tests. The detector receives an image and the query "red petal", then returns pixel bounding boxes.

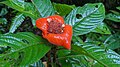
[43,25,72,50]
[36,18,48,34]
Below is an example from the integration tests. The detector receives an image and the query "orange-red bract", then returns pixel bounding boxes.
[36,15,72,50]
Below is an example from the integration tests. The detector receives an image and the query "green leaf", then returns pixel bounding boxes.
[85,33,102,45]
[106,13,120,22]
[31,18,36,27]
[110,10,120,15]
[57,49,89,67]
[23,2,40,19]
[116,6,120,10]
[0,0,24,11]
[72,43,120,67]
[9,13,25,33]
[0,18,7,24]
[53,3,75,16]
[31,0,55,17]
[0,0,40,19]
[72,36,84,46]
[92,22,111,34]
[93,49,120,67]
[57,49,71,57]
[58,55,89,67]
[103,32,120,49]
[0,32,51,66]
[31,60,45,67]
[65,3,105,36]
[0,8,8,16]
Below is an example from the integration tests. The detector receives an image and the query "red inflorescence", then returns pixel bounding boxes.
[36,15,72,50]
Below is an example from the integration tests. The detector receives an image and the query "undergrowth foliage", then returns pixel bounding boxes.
[0,0,120,67]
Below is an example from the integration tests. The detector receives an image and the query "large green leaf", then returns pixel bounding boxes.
[58,53,89,67]
[53,3,75,16]
[31,0,55,17]
[71,36,120,66]
[72,43,120,67]
[106,13,120,22]
[0,0,40,19]
[0,0,24,11]
[23,2,40,19]
[9,13,25,33]
[92,22,111,34]
[57,47,89,67]
[65,3,105,36]
[0,32,51,66]
[103,32,120,49]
